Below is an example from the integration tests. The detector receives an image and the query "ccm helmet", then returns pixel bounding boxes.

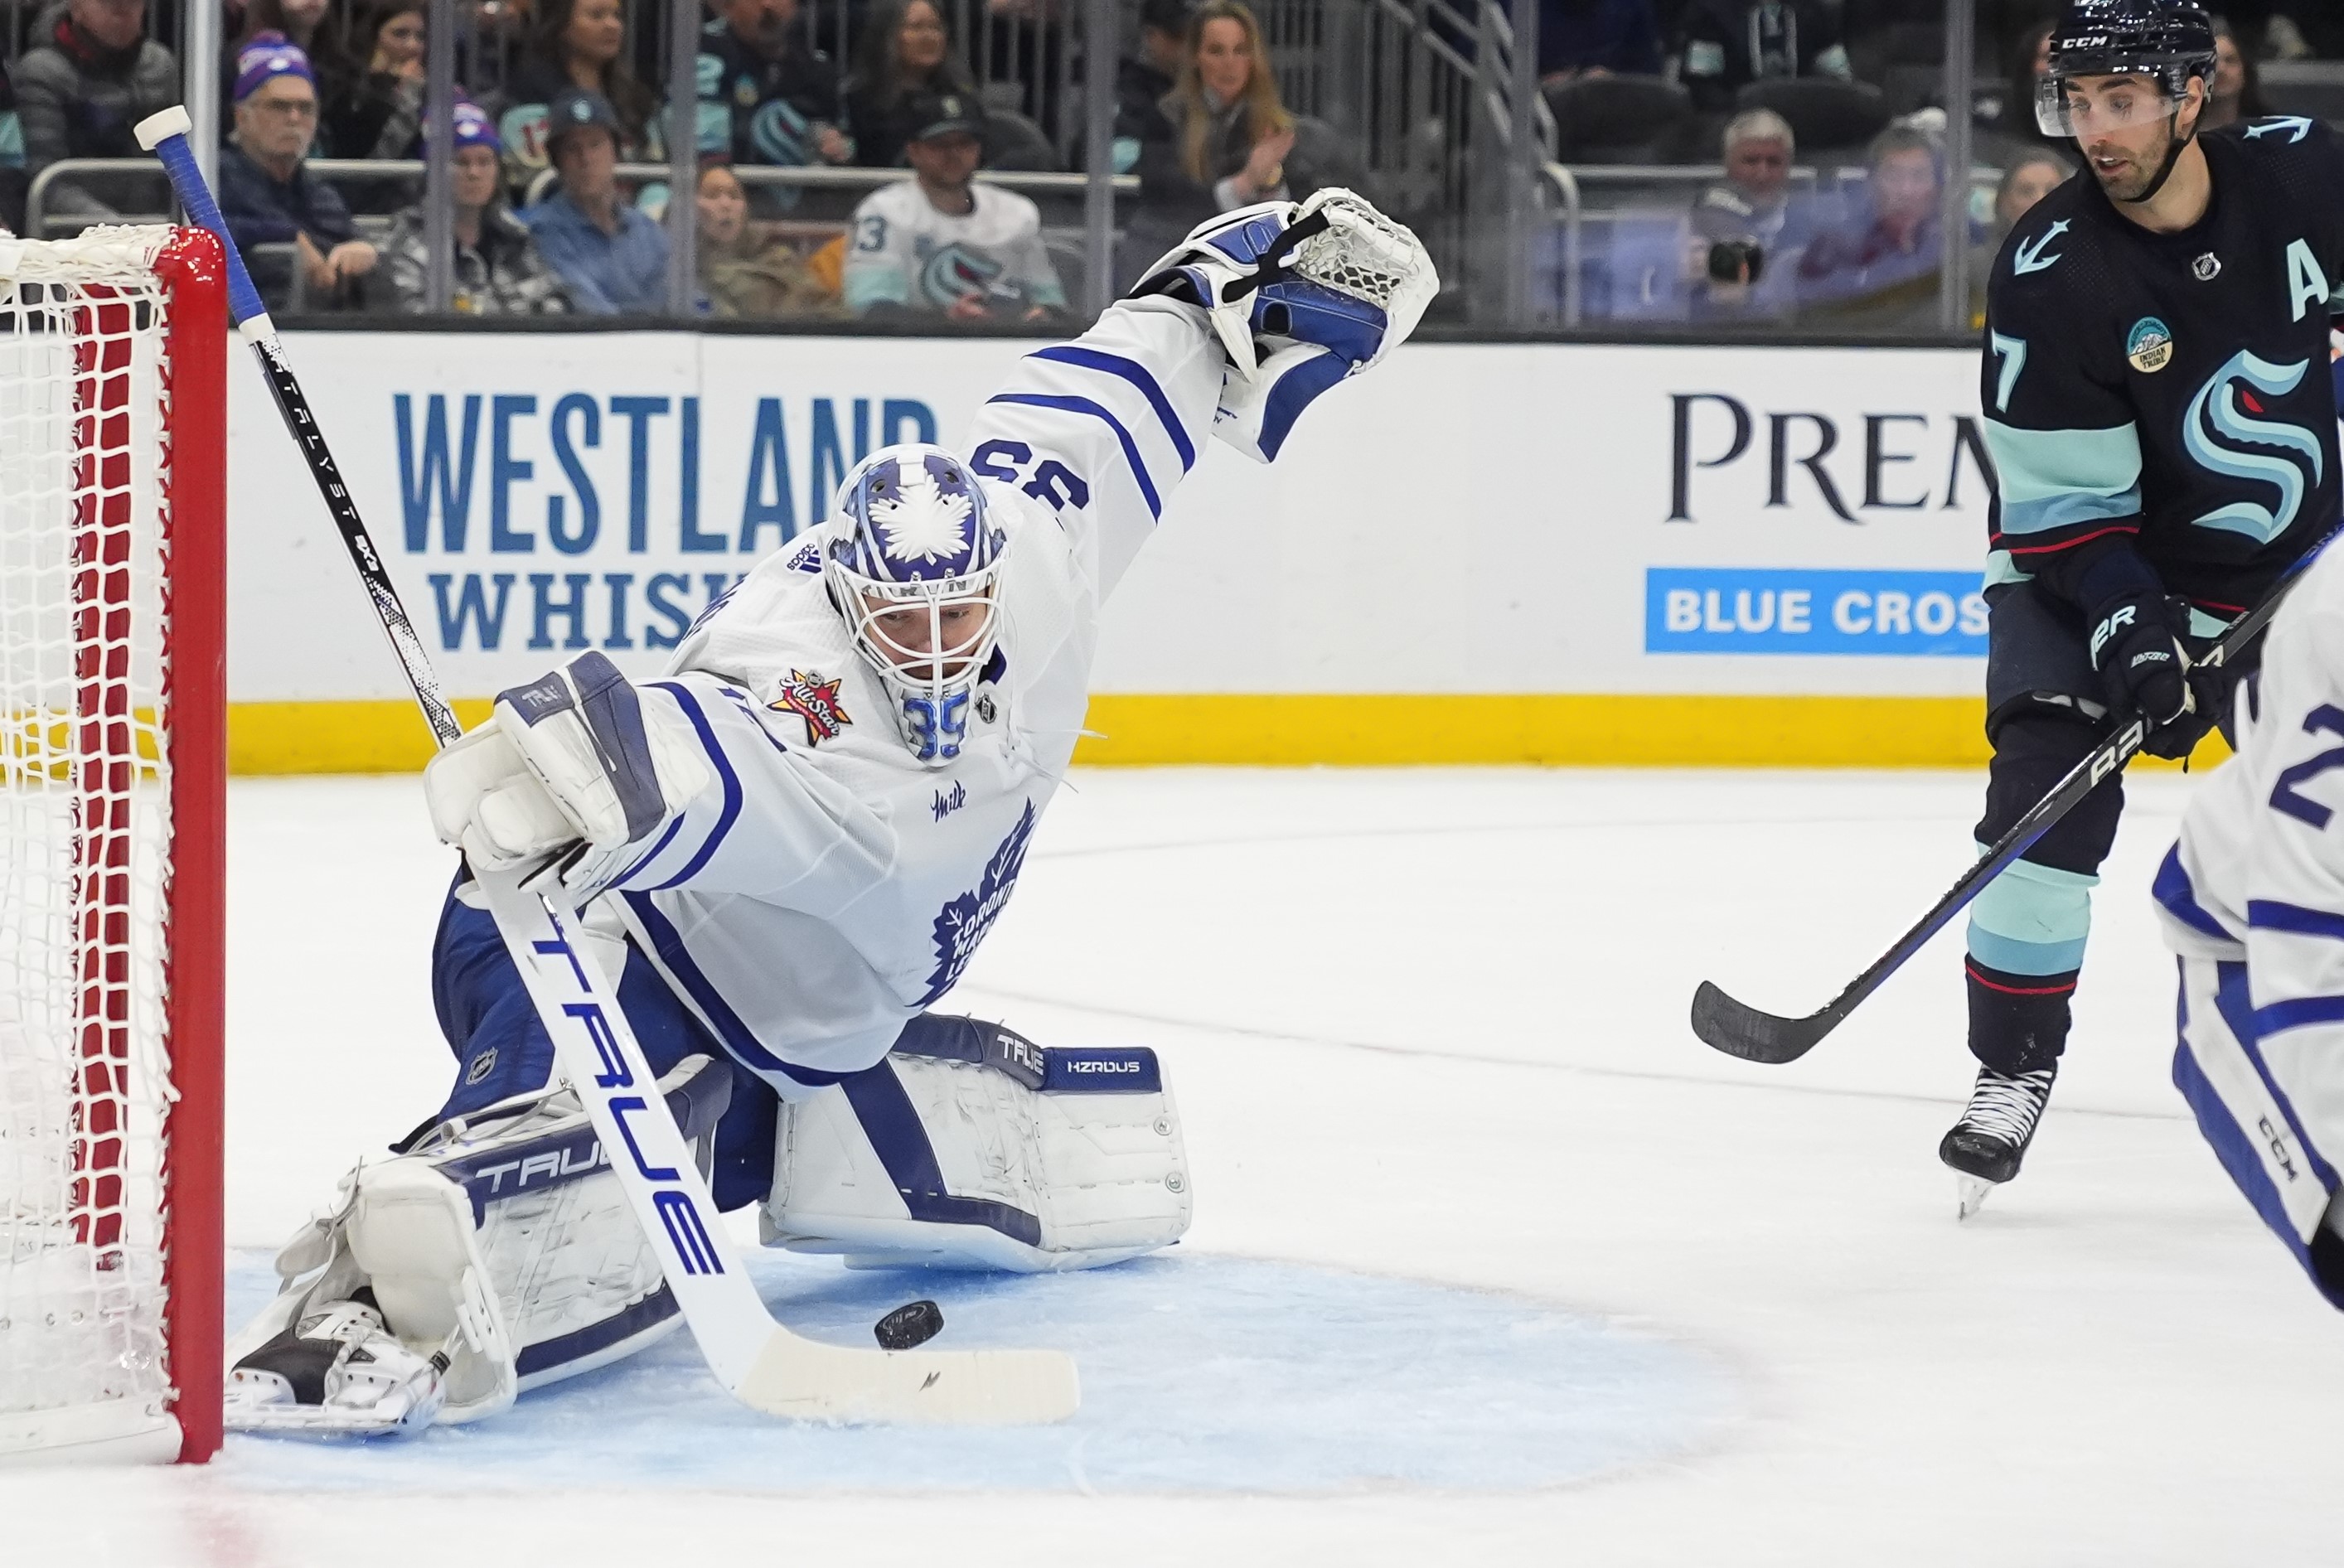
[2037,0,2217,199]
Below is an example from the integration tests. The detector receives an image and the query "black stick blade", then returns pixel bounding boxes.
[1689,981,1837,1065]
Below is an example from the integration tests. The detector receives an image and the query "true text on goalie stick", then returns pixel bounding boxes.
[1689,521,2341,1067]
[132,104,1078,1424]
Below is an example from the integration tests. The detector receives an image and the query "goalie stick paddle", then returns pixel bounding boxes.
[1690,530,2336,1067]
[136,107,1080,1425]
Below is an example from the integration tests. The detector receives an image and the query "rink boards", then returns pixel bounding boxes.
[223,329,2069,772]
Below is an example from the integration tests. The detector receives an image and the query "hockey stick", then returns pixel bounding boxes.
[134,107,1078,1424]
[1691,535,2335,1067]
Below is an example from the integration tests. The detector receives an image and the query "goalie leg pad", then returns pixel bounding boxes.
[228,1054,733,1429]
[762,1015,1191,1273]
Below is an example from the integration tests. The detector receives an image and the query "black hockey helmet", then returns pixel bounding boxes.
[2036,0,2217,136]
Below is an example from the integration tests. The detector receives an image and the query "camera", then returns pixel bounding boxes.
[1706,239,1765,285]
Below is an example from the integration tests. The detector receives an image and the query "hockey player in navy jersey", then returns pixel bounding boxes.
[1950,0,2344,1214]
[221,190,1435,1433]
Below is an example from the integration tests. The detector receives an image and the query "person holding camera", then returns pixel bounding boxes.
[1684,109,1813,321]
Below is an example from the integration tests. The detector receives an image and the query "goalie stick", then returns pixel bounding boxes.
[1691,528,2338,1067]
[134,107,1079,1425]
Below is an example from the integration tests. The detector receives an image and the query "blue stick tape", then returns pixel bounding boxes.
[146,129,268,328]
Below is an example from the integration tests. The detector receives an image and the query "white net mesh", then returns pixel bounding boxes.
[0,229,181,1457]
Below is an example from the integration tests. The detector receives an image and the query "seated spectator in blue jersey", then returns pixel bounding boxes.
[13,0,179,226]
[842,91,1068,322]
[526,88,671,313]
[220,33,379,313]
[1794,122,1947,332]
[700,0,853,185]
[384,103,569,315]
[1129,0,1348,269]
[1683,108,1818,322]
[496,0,664,186]
[844,0,981,171]
[1671,0,1852,113]
[1539,0,1664,84]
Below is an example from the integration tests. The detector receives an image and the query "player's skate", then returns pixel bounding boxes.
[1939,1065,2056,1219]
[226,1292,449,1436]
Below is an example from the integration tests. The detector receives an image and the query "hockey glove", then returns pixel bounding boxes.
[2085,590,2215,759]
[424,651,711,890]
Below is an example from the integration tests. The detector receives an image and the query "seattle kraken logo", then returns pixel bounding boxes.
[919,243,1004,308]
[921,801,1035,1004]
[2182,351,2325,544]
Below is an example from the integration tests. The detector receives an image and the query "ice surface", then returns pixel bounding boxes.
[219,1250,1729,1494]
[7,767,2341,1566]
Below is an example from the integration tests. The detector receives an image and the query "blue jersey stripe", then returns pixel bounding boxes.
[619,891,853,1088]
[2252,994,2344,1036]
[2248,900,2344,941]
[985,391,1163,518]
[1029,345,1197,472]
[642,682,741,890]
[2153,846,2232,940]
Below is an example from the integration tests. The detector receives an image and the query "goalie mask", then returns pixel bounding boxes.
[824,445,1006,765]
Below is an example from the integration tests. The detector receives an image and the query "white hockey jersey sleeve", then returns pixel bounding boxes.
[2161,554,2344,1295]
[961,297,1225,602]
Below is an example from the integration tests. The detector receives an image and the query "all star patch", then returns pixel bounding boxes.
[2126,317,2172,373]
[771,670,851,744]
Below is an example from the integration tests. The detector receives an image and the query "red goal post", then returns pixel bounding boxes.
[0,225,225,1464]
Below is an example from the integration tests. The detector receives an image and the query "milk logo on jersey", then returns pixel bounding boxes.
[918,243,1005,309]
[2127,317,2173,374]
[2182,350,2326,544]
[921,800,1036,1004]
[770,668,851,743]
[932,781,966,820]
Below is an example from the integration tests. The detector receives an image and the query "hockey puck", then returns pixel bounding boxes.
[874,1299,943,1350]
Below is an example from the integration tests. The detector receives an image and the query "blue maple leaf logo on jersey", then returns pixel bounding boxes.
[921,800,1037,1004]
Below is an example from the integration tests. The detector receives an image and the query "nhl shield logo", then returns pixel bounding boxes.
[2126,317,2173,374]
[770,669,852,744]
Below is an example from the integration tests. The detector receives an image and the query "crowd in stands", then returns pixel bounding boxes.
[0,0,2336,327]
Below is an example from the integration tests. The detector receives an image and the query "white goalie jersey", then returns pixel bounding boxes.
[589,298,1222,1091]
[2158,539,2344,1298]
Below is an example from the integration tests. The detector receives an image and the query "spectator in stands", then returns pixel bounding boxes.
[2200,16,2271,132]
[695,162,843,317]
[698,0,853,177]
[1685,108,1815,321]
[321,0,426,162]
[1539,0,1664,83]
[1113,0,1191,174]
[220,34,378,312]
[383,101,569,314]
[0,56,27,236]
[1981,20,2066,161]
[14,0,179,225]
[500,0,665,181]
[525,87,670,313]
[1131,0,1344,263]
[1968,147,2069,327]
[1795,121,1944,331]
[845,0,981,170]
[842,91,1067,322]
[1672,0,1851,114]
[228,0,359,130]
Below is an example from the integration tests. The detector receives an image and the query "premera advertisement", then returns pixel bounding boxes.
[226,331,2001,767]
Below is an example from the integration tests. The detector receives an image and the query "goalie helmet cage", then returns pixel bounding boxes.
[0,227,225,1465]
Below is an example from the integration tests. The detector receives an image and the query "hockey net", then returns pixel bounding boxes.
[0,228,225,1464]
